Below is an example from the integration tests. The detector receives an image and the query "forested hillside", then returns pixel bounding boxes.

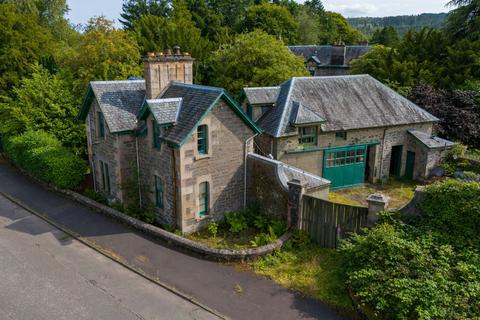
[349,13,448,36]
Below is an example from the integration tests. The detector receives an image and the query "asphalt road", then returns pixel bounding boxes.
[0,194,219,320]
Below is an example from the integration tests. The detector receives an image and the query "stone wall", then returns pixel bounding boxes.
[177,100,256,233]
[254,133,274,157]
[137,115,176,226]
[273,123,435,181]
[86,100,123,202]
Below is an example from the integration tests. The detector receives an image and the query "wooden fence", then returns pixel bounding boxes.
[299,195,368,248]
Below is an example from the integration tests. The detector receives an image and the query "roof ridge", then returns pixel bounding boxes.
[146,97,182,103]
[170,82,224,93]
[292,74,370,81]
[275,78,296,137]
[90,80,145,84]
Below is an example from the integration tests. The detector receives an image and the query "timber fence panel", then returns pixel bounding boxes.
[299,195,368,248]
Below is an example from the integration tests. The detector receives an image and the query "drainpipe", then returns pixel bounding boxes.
[244,134,257,208]
[135,136,142,207]
[172,148,178,228]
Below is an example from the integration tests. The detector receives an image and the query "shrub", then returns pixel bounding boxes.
[418,180,480,248]
[207,222,219,238]
[340,222,480,319]
[224,211,248,233]
[5,130,86,189]
[83,188,108,205]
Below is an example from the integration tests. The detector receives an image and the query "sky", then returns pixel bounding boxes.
[66,0,449,27]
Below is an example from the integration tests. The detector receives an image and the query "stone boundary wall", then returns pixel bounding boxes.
[5,158,291,262]
[397,186,425,216]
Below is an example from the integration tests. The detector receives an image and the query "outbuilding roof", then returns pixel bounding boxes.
[79,80,146,133]
[288,45,370,66]
[408,130,457,149]
[255,75,439,137]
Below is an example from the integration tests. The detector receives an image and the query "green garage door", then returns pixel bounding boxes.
[322,145,367,189]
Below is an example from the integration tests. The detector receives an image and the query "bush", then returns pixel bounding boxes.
[224,211,248,233]
[5,130,86,189]
[340,223,480,319]
[418,180,480,248]
[207,222,219,238]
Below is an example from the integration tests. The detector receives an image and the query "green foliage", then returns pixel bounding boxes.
[66,16,142,94]
[5,130,86,189]
[224,211,248,233]
[418,180,480,249]
[317,11,366,45]
[0,64,85,155]
[134,0,210,59]
[371,26,400,47]
[340,222,480,319]
[239,3,299,44]
[206,222,218,238]
[250,227,277,247]
[120,0,171,29]
[206,30,308,95]
[83,188,108,205]
[446,0,480,41]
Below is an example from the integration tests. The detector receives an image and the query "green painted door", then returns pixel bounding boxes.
[322,145,367,189]
[390,145,403,177]
[405,151,415,179]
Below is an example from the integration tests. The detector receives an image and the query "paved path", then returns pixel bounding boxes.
[0,160,347,320]
[0,194,218,320]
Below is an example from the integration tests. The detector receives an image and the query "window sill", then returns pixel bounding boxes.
[194,154,211,161]
[196,215,212,222]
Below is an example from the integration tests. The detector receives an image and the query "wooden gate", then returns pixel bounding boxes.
[299,195,368,248]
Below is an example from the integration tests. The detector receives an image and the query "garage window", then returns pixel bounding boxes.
[298,126,317,146]
[326,148,365,168]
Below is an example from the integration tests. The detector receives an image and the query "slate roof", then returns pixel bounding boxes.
[288,45,370,66]
[144,98,182,124]
[408,130,456,149]
[256,75,439,137]
[289,102,325,126]
[243,87,280,105]
[89,80,146,133]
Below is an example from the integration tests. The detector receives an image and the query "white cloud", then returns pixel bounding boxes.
[327,3,379,17]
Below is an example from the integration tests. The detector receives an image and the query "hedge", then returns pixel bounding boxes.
[5,130,86,189]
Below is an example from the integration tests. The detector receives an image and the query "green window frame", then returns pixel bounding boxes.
[98,112,105,138]
[246,104,253,119]
[152,120,161,150]
[154,175,164,209]
[99,160,111,193]
[298,126,317,146]
[325,147,365,168]
[198,181,209,217]
[197,125,208,155]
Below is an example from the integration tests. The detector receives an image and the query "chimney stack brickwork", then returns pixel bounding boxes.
[143,47,194,99]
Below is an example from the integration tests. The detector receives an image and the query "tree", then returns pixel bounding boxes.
[296,6,322,44]
[185,0,223,41]
[0,64,86,155]
[304,0,324,13]
[0,4,57,96]
[446,0,480,40]
[371,26,400,47]
[239,3,299,44]
[120,0,171,29]
[134,0,210,59]
[67,16,142,94]
[318,12,366,44]
[206,30,309,94]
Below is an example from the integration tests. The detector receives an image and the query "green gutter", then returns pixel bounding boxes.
[286,141,381,155]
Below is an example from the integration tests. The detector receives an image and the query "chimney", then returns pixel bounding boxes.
[331,42,346,66]
[143,46,194,99]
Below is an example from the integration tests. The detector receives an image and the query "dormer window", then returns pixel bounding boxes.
[197,125,208,155]
[298,126,317,147]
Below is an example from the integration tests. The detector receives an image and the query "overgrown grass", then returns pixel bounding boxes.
[329,178,417,209]
[185,224,259,250]
[465,148,480,161]
[248,233,354,315]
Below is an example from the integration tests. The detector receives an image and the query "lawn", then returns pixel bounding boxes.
[328,179,417,209]
[245,234,354,316]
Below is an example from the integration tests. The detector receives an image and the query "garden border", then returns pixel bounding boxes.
[4,157,292,262]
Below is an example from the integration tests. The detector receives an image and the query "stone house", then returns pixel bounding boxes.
[79,48,261,232]
[288,44,370,76]
[240,75,456,189]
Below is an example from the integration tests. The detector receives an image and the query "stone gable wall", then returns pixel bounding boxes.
[177,100,255,233]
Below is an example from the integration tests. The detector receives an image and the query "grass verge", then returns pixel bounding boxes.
[184,225,259,250]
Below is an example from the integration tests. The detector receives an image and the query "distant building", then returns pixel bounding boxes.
[240,75,456,189]
[288,44,370,76]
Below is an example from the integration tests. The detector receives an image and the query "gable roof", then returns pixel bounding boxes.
[138,98,182,125]
[256,75,439,137]
[158,82,261,147]
[288,45,370,66]
[289,102,326,126]
[243,87,280,105]
[78,80,146,133]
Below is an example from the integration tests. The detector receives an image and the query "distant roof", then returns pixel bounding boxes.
[408,130,456,149]
[81,80,146,133]
[139,98,182,125]
[255,75,439,137]
[243,87,280,105]
[288,45,370,66]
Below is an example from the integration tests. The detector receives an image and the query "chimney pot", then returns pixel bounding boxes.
[173,46,181,55]
[147,52,155,57]
[164,48,172,55]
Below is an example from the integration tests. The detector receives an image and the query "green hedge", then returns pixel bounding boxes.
[5,130,86,189]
